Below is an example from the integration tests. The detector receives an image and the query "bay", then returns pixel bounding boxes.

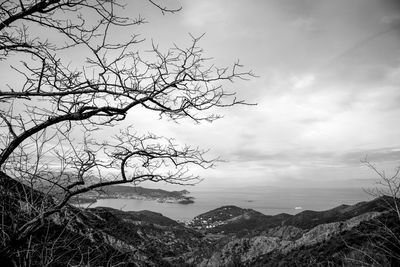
[89,187,374,221]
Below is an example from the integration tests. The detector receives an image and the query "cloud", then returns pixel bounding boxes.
[340,147,400,165]
[292,17,319,33]
[117,0,400,188]
[181,2,229,28]
[290,73,316,89]
[230,148,374,169]
[381,13,400,27]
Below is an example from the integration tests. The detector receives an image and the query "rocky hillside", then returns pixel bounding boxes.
[0,172,202,266]
[186,197,400,266]
[1,171,399,266]
[198,211,383,266]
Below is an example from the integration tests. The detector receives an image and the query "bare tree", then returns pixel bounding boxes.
[0,0,253,263]
[362,159,400,220]
[342,159,400,266]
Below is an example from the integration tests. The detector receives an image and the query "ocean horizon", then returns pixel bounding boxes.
[89,186,374,221]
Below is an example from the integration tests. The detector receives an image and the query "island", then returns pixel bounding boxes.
[69,185,194,205]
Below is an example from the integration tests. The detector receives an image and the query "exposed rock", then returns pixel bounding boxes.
[200,211,384,266]
[284,211,382,252]
[263,225,304,241]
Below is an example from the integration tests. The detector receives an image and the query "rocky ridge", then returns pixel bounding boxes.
[199,211,383,266]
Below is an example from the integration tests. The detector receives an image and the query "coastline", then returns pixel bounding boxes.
[70,194,195,205]
[85,187,373,221]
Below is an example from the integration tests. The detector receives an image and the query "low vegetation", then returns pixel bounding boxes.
[2,170,400,266]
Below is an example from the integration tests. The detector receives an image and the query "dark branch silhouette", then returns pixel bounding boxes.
[0,0,254,262]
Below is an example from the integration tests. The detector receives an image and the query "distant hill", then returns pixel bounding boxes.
[189,206,279,236]
[188,196,394,236]
[70,184,194,205]
[102,185,190,198]
[282,196,391,229]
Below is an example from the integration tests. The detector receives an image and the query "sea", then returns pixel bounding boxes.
[89,187,374,221]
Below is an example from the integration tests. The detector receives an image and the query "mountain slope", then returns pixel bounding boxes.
[2,170,399,266]
[249,210,400,266]
[0,172,201,266]
[187,196,400,266]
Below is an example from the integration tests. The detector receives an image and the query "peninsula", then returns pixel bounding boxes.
[69,185,194,205]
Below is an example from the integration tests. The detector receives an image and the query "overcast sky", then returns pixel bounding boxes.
[122,0,400,190]
[4,0,400,190]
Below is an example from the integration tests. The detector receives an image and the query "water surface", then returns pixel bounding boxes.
[90,187,373,221]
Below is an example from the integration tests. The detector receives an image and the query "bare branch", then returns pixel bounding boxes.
[0,1,254,261]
